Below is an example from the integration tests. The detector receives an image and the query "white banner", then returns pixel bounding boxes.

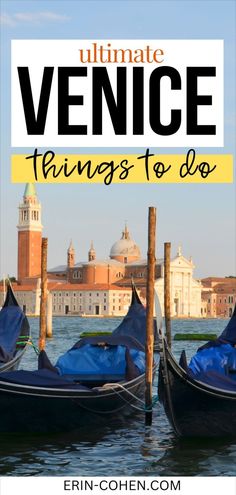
[1,476,235,495]
[11,39,223,147]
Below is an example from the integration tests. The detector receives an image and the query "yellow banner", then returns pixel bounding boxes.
[11,150,233,184]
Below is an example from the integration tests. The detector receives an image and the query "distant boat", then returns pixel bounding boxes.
[0,286,157,433]
[0,284,30,372]
[158,305,236,437]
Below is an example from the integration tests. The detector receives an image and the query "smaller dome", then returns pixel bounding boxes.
[110,225,141,262]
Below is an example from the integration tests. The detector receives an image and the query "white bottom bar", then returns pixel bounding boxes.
[0,476,235,495]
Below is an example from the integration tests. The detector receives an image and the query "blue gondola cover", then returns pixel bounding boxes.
[189,344,236,376]
[0,306,25,362]
[188,343,236,390]
[56,344,145,381]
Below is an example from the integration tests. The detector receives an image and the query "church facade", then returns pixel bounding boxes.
[155,249,202,317]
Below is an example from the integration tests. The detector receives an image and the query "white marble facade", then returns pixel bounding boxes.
[155,249,202,317]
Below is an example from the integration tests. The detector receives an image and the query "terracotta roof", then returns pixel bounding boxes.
[0,285,35,292]
[214,284,236,293]
[0,282,67,293]
[201,277,236,287]
[0,282,132,293]
[202,277,236,281]
[49,284,132,291]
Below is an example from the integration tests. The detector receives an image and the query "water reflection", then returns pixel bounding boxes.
[138,412,236,476]
[1,406,235,477]
[150,437,236,476]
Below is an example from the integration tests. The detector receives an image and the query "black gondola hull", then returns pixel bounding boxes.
[0,373,145,433]
[158,344,236,438]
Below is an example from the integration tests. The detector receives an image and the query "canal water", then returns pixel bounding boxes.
[0,317,235,477]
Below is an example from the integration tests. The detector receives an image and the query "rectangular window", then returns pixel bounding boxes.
[89,305,91,311]
[104,305,106,311]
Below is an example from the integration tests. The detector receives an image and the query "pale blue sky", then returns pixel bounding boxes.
[0,0,235,278]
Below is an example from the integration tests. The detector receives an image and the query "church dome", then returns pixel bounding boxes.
[110,225,141,263]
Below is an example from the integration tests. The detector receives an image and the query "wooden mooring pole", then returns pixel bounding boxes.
[145,207,156,426]
[39,238,48,351]
[164,242,171,348]
[46,292,53,338]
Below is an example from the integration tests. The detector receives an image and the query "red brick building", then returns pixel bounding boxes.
[201,277,236,317]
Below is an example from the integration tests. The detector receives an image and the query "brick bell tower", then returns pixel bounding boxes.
[17,183,42,283]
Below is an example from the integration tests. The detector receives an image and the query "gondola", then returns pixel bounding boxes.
[0,283,30,372]
[158,305,236,438]
[0,286,157,433]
